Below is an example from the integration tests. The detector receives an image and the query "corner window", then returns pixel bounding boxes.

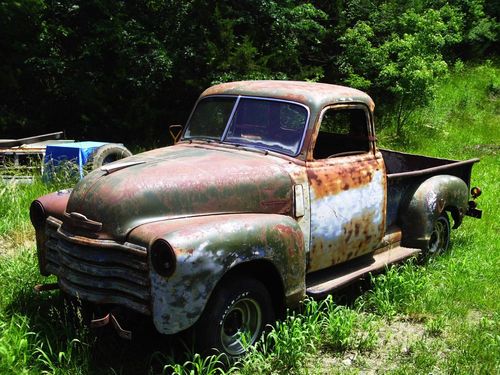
[313,107,370,159]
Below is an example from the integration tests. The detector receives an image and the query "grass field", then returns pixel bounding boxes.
[0,63,498,374]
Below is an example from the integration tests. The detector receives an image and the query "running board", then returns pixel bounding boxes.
[306,246,421,298]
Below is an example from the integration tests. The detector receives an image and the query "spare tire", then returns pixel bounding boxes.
[90,144,133,170]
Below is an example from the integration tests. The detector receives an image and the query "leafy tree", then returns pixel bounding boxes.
[0,0,328,144]
[336,5,462,134]
[0,0,45,135]
[0,0,497,143]
[429,0,499,57]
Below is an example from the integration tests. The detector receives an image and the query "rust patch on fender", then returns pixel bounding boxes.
[274,223,304,258]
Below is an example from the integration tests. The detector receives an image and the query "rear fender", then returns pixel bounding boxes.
[400,175,468,249]
[127,213,305,335]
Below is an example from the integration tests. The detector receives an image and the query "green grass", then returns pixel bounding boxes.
[0,63,498,374]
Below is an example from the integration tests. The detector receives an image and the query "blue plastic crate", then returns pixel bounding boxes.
[44,141,109,179]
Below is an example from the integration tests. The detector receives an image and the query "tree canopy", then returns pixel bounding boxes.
[1,0,497,145]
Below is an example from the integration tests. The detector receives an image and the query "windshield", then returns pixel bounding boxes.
[183,97,236,140]
[184,96,308,156]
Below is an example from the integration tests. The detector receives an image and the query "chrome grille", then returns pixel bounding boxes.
[45,217,151,315]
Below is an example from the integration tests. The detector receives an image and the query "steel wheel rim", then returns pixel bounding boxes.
[221,298,262,356]
[428,217,448,254]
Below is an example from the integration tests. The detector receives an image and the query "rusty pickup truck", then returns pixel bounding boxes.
[30,81,482,356]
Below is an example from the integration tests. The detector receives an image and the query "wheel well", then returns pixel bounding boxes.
[219,260,286,319]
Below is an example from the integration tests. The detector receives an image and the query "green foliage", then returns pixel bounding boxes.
[234,297,378,374]
[1,0,497,143]
[0,314,33,373]
[424,316,446,337]
[0,0,327,144]
[361,263,429,317]
[0,247,91,375]
[0,177,72,245]
[0,0,46,134]
[161,353,235,375]
[379,62,500,151]
[445,0,499,55]
[244,311,319,373]
[338,5,461,133]
[323,302,377,351]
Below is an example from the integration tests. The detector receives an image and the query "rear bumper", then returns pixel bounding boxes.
[465,207,482,219]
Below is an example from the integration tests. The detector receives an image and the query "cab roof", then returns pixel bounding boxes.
[201,80,375,112]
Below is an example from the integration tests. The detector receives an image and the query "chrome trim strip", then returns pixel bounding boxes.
[46,216,147,256]
[221,95,241,141]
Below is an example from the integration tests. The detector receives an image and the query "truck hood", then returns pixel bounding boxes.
[65,144,293,241]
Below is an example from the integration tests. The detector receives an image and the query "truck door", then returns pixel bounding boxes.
[306,105,386,272]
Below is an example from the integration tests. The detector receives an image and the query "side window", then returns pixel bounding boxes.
[313,107,370,159]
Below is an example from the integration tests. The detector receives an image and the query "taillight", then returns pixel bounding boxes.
[471,187,481,199]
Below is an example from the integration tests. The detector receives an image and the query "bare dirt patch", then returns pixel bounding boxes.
[464,144,500,155]
[466,309,483,324]
[0,236,35,257]
[317,317,428,374]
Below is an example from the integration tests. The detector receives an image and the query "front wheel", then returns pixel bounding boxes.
[425,213,450,256]
[194,277,274,357]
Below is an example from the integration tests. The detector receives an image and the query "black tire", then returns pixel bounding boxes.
[194,277,275,357]
[91,144,132,170]
[425,212,450,257]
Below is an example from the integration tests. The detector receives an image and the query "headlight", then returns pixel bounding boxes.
[30,200,46,229]
[150,239,177,277]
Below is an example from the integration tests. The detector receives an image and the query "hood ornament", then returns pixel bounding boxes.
[64,211,103,231]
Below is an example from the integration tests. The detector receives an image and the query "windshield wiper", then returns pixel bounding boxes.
[185,137,222,143]
[227,142,269,155]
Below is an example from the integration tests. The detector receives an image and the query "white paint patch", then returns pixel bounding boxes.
[309,170,385,268]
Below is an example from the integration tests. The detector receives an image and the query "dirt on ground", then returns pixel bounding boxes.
[316,317,430,374]
[0,236,34,257]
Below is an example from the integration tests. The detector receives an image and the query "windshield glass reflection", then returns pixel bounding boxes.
[184,97,308,156]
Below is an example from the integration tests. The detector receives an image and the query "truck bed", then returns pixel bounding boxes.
[381,149,479,228]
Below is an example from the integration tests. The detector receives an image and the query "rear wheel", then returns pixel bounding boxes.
[426,213,450,256]
[194,278,274,357]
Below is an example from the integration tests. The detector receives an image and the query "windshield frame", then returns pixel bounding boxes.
[182,95,311,157]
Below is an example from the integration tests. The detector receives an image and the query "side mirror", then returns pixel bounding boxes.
[169,125,183,144]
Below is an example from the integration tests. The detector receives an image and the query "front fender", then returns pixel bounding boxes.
[128,213,305,334]
[30,189,72,276]
[400,175,468,249]
[31,189,72,224]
